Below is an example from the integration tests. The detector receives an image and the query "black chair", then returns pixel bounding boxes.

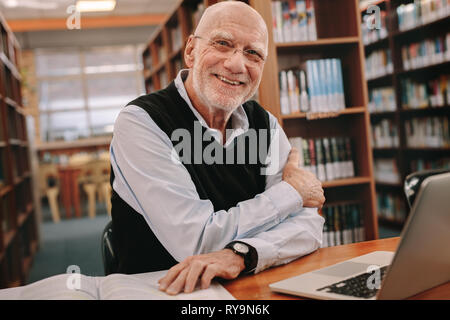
[101,220,119,275]
[403,168,450,208]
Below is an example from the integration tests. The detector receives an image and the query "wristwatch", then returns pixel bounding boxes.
[225,241,257,274]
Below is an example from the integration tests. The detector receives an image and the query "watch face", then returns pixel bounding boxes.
[233,242,249,254]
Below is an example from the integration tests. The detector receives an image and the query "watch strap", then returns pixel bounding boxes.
[225,241,258,274]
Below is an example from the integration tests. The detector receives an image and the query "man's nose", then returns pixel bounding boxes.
[223,49,246,74]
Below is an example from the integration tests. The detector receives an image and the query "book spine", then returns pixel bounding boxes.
[299,70,310,112]
[302,138,311,173]
[275,1,284,43]
[287,70,300,113]
[322,138,334,181]
[306,0,317,41]
[306,60,317,112]
[282,1,292,42]
[308,138,317,176]
[311,60,321,112]
[330,137,342,179]
[334,58,346,110]
[279,70,290,115]
[296,0,307,42]
[318,59,328,112]
[315,138,326,181]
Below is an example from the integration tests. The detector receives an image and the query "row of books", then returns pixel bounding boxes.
[279,59,345,114]
[374,158,401,184]
[288,136,355,182]
[401,33,450,71]
[368,87,396,113]
[401,75,449,109]
[405,116,450,148]
[271,0,317,43]
[377,192,407,223]
[410,157,450,172]
[371,119,400,148]
[365,48,393,80]
[321,203,365,248]
[396,0,449,31]
[361,9,388,45]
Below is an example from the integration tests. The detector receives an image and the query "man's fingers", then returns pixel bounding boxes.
[158,260,188,290]
[287,147,300,167]
[201,264,220,290]
[166,268,189,295]
[184,260,207,293]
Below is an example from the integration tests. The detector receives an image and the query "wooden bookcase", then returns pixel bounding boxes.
[0,13,38,289]
[142,0,379,241]
[361,0,450,228]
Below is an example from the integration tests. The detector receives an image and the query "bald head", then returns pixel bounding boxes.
[194,1,268,47]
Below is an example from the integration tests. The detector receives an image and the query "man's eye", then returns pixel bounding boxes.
[215,40,232,47]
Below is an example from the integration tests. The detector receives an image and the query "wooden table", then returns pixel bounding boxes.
[223,237,450,300]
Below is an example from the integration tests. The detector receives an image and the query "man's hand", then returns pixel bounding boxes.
[282,147,325,209]
[158,249,245,295]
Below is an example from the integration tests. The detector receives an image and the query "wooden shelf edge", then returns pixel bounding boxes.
[276,36,360,49]
[281,107,366,120]
[322,176,372,188]
[397,60,450,76]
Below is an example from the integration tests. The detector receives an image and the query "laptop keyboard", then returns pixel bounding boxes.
[317,266,388,299]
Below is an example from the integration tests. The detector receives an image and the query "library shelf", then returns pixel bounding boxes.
[142,0,379,241]
[0,11,38,289]
[362,0,450,229]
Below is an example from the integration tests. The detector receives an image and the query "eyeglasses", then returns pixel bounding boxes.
[193,35,266,67]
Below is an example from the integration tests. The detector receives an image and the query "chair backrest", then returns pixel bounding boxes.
[404,168,450,208]
[101,220,119,275]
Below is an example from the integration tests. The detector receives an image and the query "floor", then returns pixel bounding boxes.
[26,201,111,284]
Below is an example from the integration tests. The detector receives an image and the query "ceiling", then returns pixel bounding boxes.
[0,0,179,20]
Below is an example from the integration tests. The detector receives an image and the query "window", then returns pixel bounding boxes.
[36,45,144,142]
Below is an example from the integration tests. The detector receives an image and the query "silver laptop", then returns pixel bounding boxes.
[270,172,450,300]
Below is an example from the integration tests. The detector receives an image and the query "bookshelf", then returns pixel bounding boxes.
[142,0,379,241]
[361,0,450,228]
[0,13,38,289]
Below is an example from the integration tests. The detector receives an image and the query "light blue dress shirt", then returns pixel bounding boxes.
[110,69,324,273]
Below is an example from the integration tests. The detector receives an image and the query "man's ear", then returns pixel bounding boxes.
[184,35,195,68]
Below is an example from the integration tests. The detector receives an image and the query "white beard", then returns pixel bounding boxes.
[191,60,259,112]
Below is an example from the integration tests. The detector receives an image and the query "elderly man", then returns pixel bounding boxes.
[110,1,325,295]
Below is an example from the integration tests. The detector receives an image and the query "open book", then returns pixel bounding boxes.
[0,270,235,300]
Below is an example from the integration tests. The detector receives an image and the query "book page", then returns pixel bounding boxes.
[98,270,235,300]
[0,274,98,300]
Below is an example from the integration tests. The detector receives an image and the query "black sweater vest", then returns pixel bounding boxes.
[110,81,271,274]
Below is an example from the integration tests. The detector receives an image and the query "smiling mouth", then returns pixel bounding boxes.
[214,74,245,86]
